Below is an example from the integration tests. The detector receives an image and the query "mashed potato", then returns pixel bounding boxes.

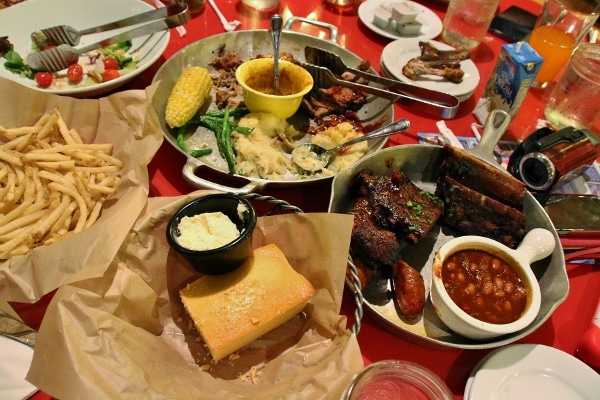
[234,113,303,179]
[232,113,368,179]
[310,122,368,173]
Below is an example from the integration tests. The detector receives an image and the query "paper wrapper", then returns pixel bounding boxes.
[0,77,163,302]
[26,191,363,399]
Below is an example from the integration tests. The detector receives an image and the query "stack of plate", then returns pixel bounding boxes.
[380,39,480,102]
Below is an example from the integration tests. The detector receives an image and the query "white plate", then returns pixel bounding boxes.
[0,336,36,400]
[465,344,600,400]
[358,0,443,42]
[0,0,170,97]
[380,39,479,101]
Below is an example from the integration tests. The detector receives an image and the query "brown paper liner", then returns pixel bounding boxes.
[27,191,364,399]
[0,77,163,302]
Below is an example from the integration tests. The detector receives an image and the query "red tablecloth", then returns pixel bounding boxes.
[9,0,600,398]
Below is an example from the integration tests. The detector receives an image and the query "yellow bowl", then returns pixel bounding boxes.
[235,58,314,119]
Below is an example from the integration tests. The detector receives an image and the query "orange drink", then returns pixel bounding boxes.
[528,25,577,84]
[527,0,600,87]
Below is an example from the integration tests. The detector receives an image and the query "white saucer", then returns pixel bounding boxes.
[465,344,600,400]
[380,39,479,101]
[358,0,442,43]
[0,336,36,400]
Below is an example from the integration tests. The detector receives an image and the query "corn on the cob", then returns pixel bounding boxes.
[165,66,213,129]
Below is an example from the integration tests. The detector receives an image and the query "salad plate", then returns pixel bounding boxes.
[357,0,442,43]
[465,344,600,399]
[380,39,479,101]
[0,0,170,97]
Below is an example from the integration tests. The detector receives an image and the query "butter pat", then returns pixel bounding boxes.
[180,243,315,361]
[391,1,418,24]
[396,21,422,36]
[175,212,240,251]
[373,5,395,30]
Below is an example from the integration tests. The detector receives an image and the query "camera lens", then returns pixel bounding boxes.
[518,152,557,192]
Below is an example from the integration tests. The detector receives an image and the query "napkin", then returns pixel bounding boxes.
[0,335,36,400]
[0,77,163,302]
[26,191,363,399]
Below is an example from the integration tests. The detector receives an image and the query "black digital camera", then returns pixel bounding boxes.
[508,126,599,193]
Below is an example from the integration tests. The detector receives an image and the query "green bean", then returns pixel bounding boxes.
[190,148,213,157]
[176,126,188,152]
[197,115,221,132]
[233,125,253,135]
[178,107,252,173]
[217,108,237,174]
[205,107,250,118]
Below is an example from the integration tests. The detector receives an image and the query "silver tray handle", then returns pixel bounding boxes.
[283,16,339,43]
[182,160,265,194]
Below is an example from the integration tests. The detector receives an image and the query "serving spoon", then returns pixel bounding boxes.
[292,118,410,172]
[270,14,282,94]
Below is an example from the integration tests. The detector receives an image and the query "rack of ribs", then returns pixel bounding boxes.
[436,145,528,249]
[353,169,445,244]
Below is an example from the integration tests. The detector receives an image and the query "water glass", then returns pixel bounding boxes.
[545,43,600,132]
[528,0,600,87]
[441,0,501,49]
[240,0,280,12]
[169,0,205,15]
[322,0,360,15]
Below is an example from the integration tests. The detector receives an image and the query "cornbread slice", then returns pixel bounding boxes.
[179,243,315,361]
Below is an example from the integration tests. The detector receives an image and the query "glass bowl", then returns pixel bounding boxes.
[343,360,453,400]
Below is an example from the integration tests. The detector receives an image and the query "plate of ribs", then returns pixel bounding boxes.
[380,40,480,102]
[329,110,569,349]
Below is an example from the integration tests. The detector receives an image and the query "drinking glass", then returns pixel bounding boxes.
[545,43,600,131]
[528,0,600,87]
[240,0,280,12]
[322,0,360,15]
[441,0,501,49]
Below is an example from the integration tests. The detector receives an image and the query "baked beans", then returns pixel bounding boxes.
[441,249,527,324]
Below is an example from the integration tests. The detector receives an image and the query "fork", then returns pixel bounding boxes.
[31,2,187,48]
[0,310,36,348]
[27,9,189,73]
[304,46,460,119]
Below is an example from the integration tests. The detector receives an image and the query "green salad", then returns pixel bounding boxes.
[1,37,139,89]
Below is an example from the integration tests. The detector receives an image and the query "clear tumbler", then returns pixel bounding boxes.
[240,0,280,12]
[544,43,600,132]
[441,0,501,49]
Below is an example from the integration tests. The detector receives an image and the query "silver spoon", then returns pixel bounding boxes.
[292,118,411,172]
[270,14,282,94]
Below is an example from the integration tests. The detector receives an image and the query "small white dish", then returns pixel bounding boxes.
[380,39,480,101]
[430,228,554,340]
[0,335,36,400]
[358,0,442,42]
[0,0,170,97]
[465,344,600,400]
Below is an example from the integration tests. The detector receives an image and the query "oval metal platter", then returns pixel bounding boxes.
[328,143,569,350]
[151,29,394,194]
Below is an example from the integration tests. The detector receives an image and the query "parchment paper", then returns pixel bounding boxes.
[27,191,363,399]
[0,77,163,302]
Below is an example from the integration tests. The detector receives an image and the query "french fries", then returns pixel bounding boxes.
[0,107,123,259]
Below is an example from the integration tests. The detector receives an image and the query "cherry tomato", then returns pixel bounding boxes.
[43,44,57,51]
[67,64,84,83]
[102,57,119,70]
[35,72,53,88]
[101,69,120,82]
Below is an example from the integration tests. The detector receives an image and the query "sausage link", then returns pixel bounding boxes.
[392,260,426,320]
